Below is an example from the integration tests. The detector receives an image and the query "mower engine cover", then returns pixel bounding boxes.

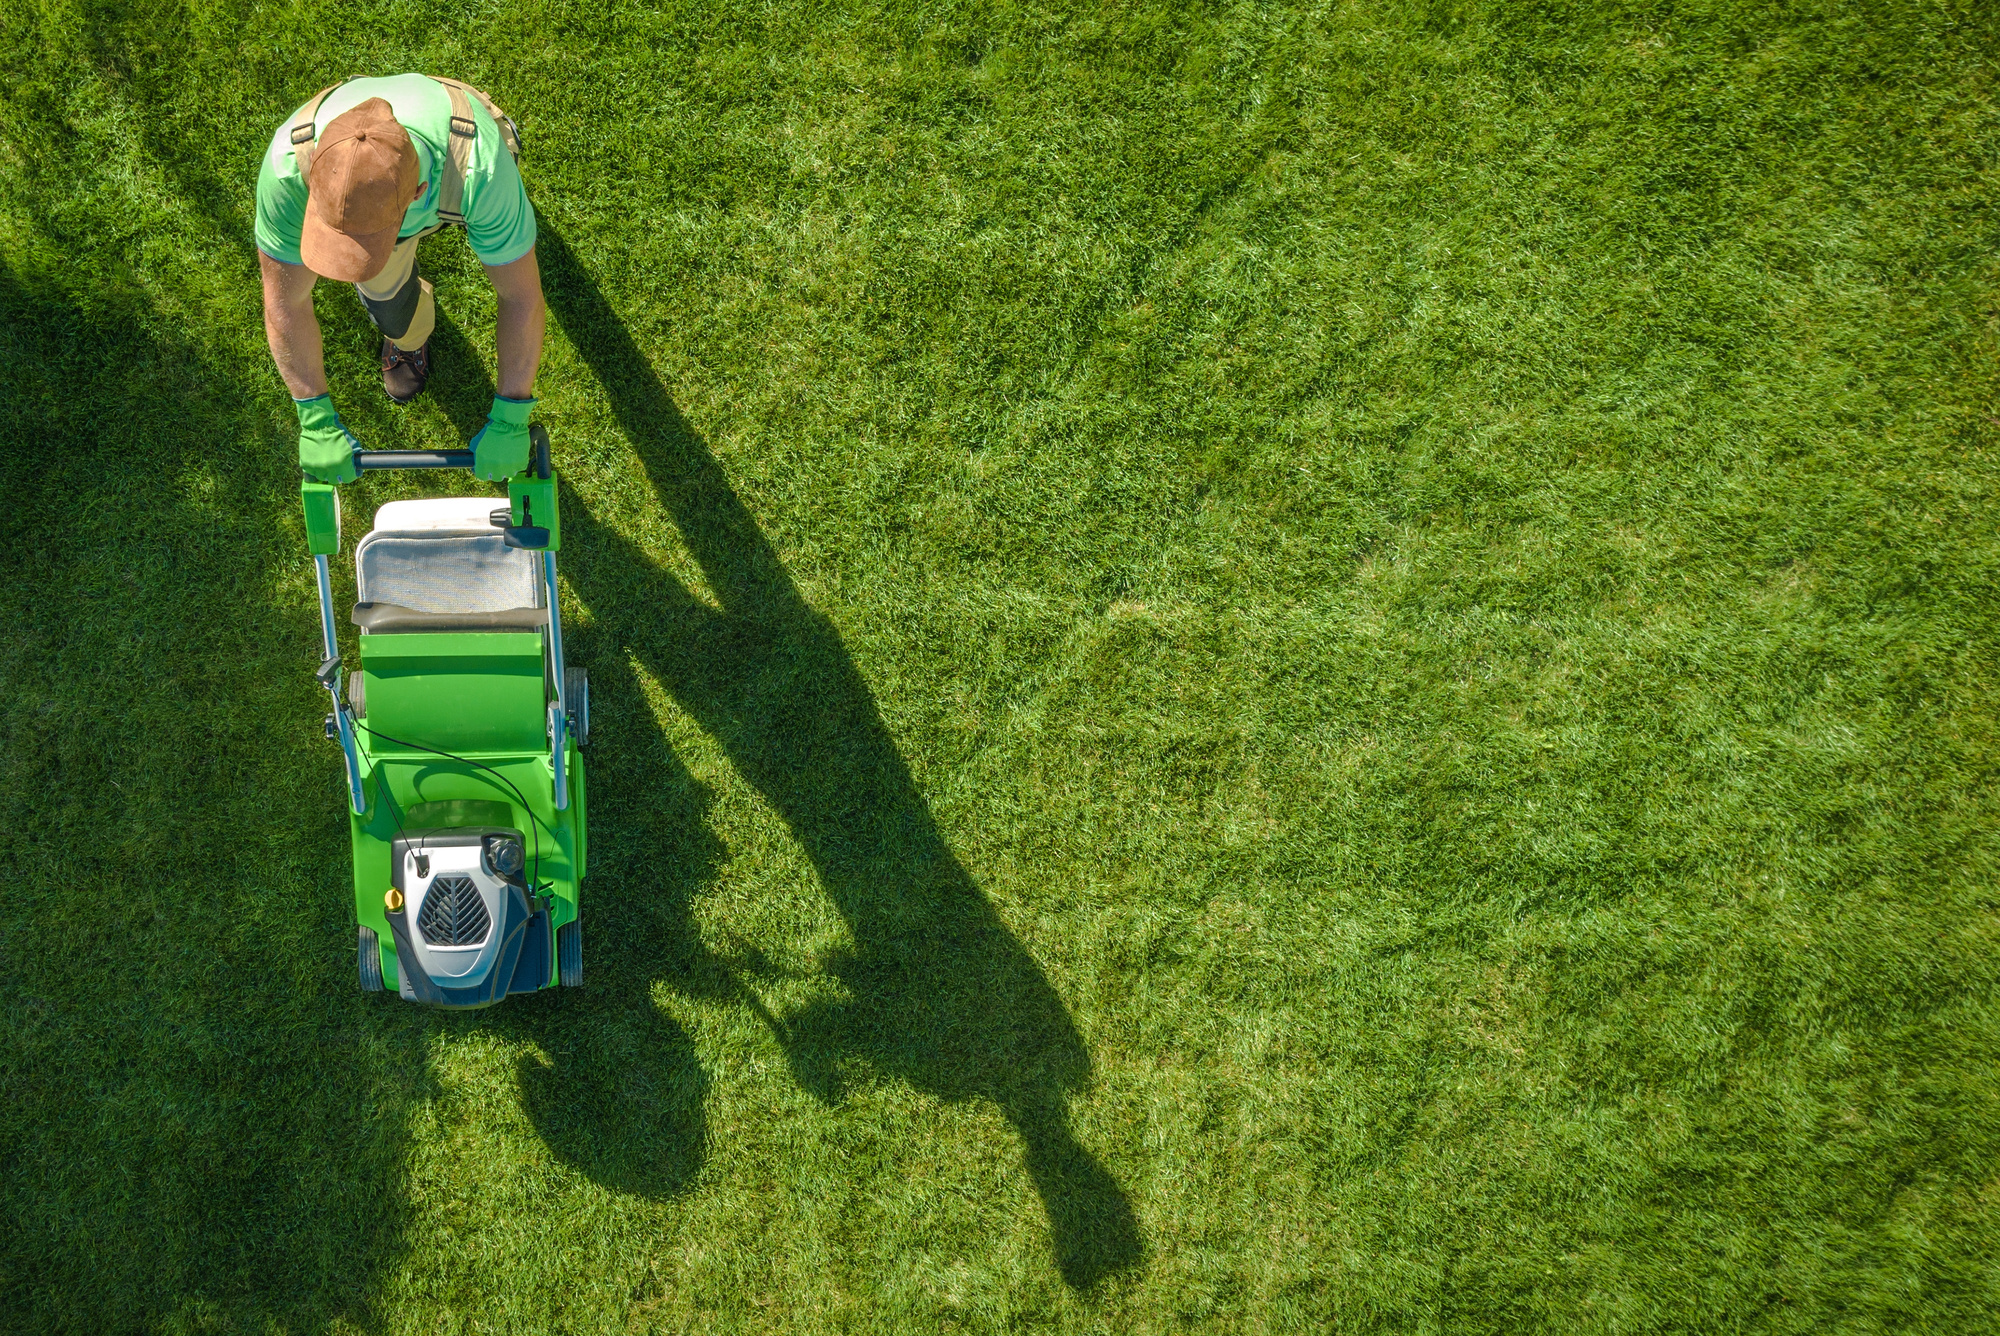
[389,827,552,1007]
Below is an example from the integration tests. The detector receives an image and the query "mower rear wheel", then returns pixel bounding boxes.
[358,926,384,992]
[558,918,582,987]
[567,667,588,747]
[347,672,366,718]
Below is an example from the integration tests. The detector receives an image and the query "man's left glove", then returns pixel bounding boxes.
[472,396,536,480]
[295,394,361,484]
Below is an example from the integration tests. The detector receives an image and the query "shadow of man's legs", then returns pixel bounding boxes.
[540,225,1143,1286]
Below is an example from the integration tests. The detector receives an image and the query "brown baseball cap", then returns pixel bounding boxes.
[299,98,421,282]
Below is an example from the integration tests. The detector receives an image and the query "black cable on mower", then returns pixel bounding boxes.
[352,721,551,900]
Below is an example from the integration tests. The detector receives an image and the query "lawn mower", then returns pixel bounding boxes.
[300,425,586,1007]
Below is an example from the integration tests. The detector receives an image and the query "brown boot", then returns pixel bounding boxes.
[380,338,432,403]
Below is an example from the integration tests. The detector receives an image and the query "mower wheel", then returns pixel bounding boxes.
[558,918,583,987]
[358,926,384,992]
[347,672,366,718]
[567,667,588,747]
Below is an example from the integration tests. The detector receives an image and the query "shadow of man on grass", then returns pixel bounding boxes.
[534,225,1143,1288]
[424,306,722,1202]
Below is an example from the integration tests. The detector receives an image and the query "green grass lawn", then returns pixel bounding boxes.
[4,1,1999,1331]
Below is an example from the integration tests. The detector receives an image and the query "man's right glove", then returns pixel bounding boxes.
[294,395,360,484]
[472,395,536,481]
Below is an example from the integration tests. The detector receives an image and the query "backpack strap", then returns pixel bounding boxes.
[434,81,479,227]
[429,77,522,228]
[287,82,345,182]
[432,76,522,159]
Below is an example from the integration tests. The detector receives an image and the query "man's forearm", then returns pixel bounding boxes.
[494,292,545,400]
[259,253,327,398]
[266,303,329,399]
[486,247,546,401]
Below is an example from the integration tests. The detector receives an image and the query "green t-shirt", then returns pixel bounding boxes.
[255,74,536,269]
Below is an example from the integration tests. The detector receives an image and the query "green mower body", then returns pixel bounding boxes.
[303,428,586,1008]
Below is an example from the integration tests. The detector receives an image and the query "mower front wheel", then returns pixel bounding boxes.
[358,926,384,992]
[558,918,582,987]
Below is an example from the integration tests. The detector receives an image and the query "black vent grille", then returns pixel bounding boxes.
[417,876,490,946]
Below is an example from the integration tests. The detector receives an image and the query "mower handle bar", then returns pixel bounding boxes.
[354,449,474,471]
[349,425,552,478]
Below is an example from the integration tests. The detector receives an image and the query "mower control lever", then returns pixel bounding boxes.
[316,655,342,689]
[489,501,551,551]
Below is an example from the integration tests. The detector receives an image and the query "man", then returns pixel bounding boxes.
[255,74,544,483]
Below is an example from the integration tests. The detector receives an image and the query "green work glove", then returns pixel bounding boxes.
[294,394,360,484]
[472,395,536,481]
